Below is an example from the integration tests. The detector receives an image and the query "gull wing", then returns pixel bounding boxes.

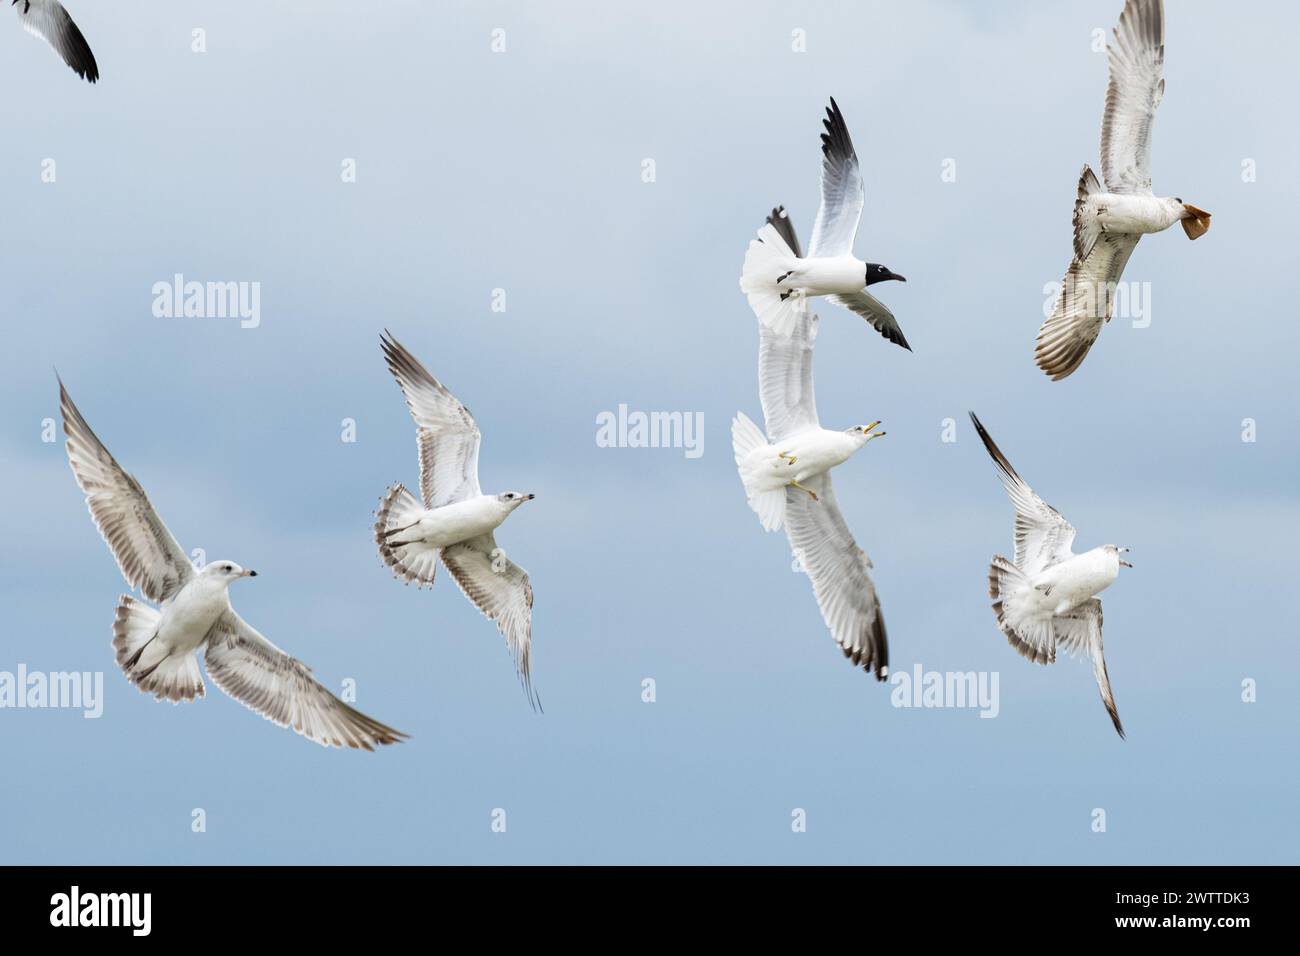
[60,380,194,604]
[765,205,803,259]
[784,473,888,679]
[380,331,482,508]
[440,533,539,710]
[204,610,408,750]
[17,0,98,82]
[826,291,910,351]
[1055,599,1125,738]
[969,413,1077,576]
[807,97,864,258]
[1099,0,1165,195]
[1034,233,1139,380]
[758,297,820,444]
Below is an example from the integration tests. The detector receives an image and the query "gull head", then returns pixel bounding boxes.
[204,560,257,582]
[864,262,906,287]
[498,492,535,511]
[847,421,886,446]
[1106,544,1133,569]
[1172,197,1212,239]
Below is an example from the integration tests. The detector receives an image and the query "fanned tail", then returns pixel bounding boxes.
[374,483,439,587]
[731,412,785,532]
[740,222,803,336]
[112,596,205,703]
[988,556,1055,665]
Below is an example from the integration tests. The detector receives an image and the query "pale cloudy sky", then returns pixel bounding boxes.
[0,0,1295,863]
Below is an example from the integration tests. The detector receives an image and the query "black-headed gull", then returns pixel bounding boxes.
[59,379,407,750]
[1036,0,1210,380]
[970,412,1129,738]
[374,331,541,711]
[740,98,909,350]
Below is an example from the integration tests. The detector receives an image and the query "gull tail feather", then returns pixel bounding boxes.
[732,412,785,532]
[988,556,1055,665]
[374,483,439,588]
[113,596,204,703]
[740,222,803,336]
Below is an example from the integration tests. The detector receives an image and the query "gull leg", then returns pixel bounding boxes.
[778,451,797,465]
[787,480,819,501]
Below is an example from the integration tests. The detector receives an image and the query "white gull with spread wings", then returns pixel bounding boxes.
[374,331,540,710]
[59,379,407,750]
[970,412,1129,738]
[1036,0,1211,380]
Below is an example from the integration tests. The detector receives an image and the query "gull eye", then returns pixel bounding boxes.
[1175,197,1182,203]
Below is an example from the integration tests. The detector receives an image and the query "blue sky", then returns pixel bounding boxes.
[0,0,1296,864]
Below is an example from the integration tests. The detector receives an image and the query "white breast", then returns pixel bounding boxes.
[159,578,230,654]
[778,429,857,482]
[1032,548,1119,614]
[1094,194,1179,235]
[418,496,508,547]
[797,255,865,295]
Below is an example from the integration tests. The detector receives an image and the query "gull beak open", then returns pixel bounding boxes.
[1118,547,1132,569]
[1181,204,1211,240]
[525,493,536,500]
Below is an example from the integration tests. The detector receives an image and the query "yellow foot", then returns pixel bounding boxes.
[778,451,797,465]
[788,480,819,501]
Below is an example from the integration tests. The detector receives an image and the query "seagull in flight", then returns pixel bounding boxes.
[970,412,1129,738]
[732,234,889,678]
[1036,0,1210,380]
[374,331,541,710]
[740,97,909,350]
[59,379,406,750]
[13,0,97,82]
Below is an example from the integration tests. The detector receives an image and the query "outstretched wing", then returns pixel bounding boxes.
[380,331,482,508]
[17,0,98,82]
[1035,234,1140,380]
[758,297,820,443]
[784,473,888,679]
[60,380,194,604]
[765,205,803,259]
[204,611,408,750]
[440,533,539,710]
[807,97,864,258]
[969,413,1076,576]
[827,291,911,351]
[1099,0,1164,195]
[1054,599,1124,739]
